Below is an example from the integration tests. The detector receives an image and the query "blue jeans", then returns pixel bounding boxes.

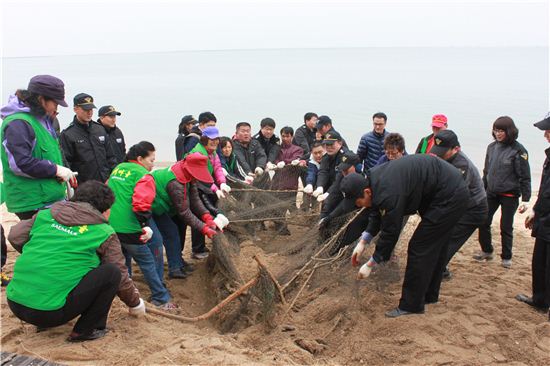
[121,219,171,304]
[153,213,184,273]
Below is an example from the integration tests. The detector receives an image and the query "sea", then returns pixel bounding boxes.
[2,47,548,183]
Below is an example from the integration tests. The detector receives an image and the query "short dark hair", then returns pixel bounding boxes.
[383,133,405,152]
[220,136,233,150]
[311,141,324,150]
[492,116,519,144]
[236,122,251,131]
[198,112,216,125]
[372,112,387,122]
[125,141,155,162]
[280,126,294,136]
[72,181,115,213]
[260,117,276,129]
[304,112,318,122]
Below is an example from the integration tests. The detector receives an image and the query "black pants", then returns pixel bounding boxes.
[8,263,121,334]
[1,226,7,269]
[532,237,550,308]
[399,187,469,313]
[172,216,206,255]
[446,200,489,265]
[478,194,519,260]
[15,210,38,220]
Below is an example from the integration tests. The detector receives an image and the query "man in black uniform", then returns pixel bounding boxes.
[313,131,349,198]
[60,93,117,183]
[342,154,469,317]
[518,113,550,321]
[292,112,318,159]
[315,115,348,149]
[429,130,488,279]
[97,105,125,165]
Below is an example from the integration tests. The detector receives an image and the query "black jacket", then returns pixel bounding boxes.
[60,117,117,183]
[316,147,348,191]
[100,122,126,165]
[532,148,550,241]
[253,131,280,163]
[366,155,468,262]
[447,151,486,209]
[482,141,531,201]
[232,139,267,174]
[292,124,316,159]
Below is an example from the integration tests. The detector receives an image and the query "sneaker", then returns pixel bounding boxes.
[191,251,209,260]
[1,272,11,287]
[67,328,108,342]
[515,294,549,312]
[501,259,512,269]
[385,307,424,318]
[168,269,188,279]
[181,261,195,273]
[473,251,494,261]
[156,302,178,311]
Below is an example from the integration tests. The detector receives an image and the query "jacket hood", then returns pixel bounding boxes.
[309,157,322,168]
[1,95,31,119]
[50,201,107,226]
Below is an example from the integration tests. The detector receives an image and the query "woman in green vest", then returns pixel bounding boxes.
[6,181,145,342]
[0,75,78,220]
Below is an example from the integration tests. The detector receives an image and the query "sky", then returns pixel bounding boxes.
[1,0,548,58]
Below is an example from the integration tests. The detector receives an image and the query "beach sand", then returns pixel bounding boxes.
[1,197,550,365]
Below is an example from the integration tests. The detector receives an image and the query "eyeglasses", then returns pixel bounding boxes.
[493,129,505,134]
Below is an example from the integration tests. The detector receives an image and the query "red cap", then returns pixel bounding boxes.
[431,114,448,128]
[182,153,214,184]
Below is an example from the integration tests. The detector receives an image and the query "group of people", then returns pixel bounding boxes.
[0,74,548,343]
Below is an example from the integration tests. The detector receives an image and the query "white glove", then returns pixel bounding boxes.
[351,239,368,267]
[220,183,231,194]
[303,184,314,194]
[139,226,153,243]
[66,182,75,199]
[312,186,324,198]
[129,298,146,317]
[518,203,529,214]
[244,176,254,184]
[56,165,78,185]
[357,257,377,280]
[255,167,264,176]
[222,168,229,177]
[216,189,226,199]
[266,162,276,171]
[317,192,329,202]
[213,214,230,230]
[291,159,300,166]
[276,161,285,169]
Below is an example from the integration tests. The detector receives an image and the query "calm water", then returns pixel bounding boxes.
[2,47,548,182]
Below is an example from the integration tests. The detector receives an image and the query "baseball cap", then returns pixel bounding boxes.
[322,130,342,145]
[316,115,332,129]
[181,115,196,125]
[337,151,360,171]
[98,105,121,117]
[202,126,220,139]
[534,112,550,130]
[341,173,370,206]
[431,114,448,128]
[74,93,97,110]
[430,130,460,157]
[27,75,68,107]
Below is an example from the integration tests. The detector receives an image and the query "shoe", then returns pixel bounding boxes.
[67,328,108,342]
[168,269,188,279]
[501,259,512,269]
[515,294,549,312]
[384,308,424,318]
[278,226,291,236]
[473,251,494,261]
[181,261,195,273]
[191,251,209,260]
[1,272,11,287]
[442,267,452,281]
[156,302,178,311]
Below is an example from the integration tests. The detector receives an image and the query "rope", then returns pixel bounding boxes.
[229,214,318,223]
[230,188,303,193]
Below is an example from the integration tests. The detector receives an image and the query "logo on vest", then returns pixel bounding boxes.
[51,223,80,236]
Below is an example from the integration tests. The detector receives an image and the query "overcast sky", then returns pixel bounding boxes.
[1,0,548,57]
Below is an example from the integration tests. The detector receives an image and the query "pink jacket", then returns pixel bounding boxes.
[209,152,226,192]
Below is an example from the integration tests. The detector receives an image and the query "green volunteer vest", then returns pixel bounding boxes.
[7,209,115,310]
[108,162,149,234]
[0,112,66,212]
[150,167,178,216]
[188,143,214,175]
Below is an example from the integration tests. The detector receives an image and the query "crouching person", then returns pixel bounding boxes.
[6,181,144,342]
